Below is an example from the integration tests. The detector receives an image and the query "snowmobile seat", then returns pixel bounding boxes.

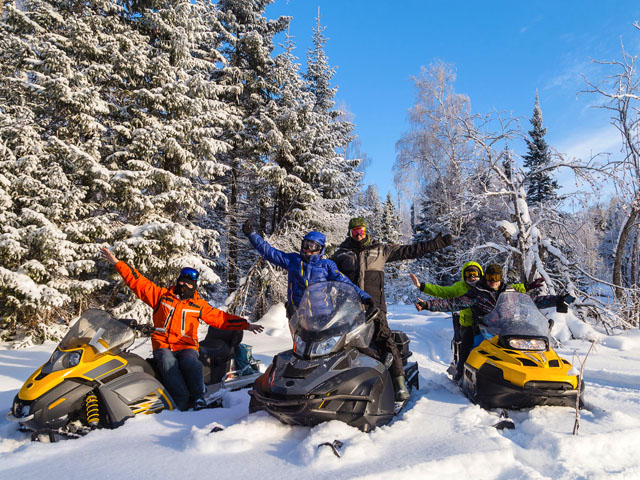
[121,352,157,378]
[199,327,244,384]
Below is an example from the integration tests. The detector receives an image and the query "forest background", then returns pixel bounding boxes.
[1,0,640,341]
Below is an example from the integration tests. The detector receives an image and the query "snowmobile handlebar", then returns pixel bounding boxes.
[118,318,153,336]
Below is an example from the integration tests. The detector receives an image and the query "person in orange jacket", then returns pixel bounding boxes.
[100,247,263,411]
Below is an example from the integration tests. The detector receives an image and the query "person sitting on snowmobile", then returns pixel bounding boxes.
[242,220,373,317]
[410,262,483,382]
[411,263,546,382]
[415,263,569,337]
[99,247,264,411]
[331,217,453,401]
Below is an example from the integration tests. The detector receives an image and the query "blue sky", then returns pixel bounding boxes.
[265,1,640,200]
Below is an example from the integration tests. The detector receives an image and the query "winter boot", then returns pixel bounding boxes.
[392,375,410,402]
[193,397,207,411]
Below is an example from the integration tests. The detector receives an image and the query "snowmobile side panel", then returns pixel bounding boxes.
[99,371,173,426]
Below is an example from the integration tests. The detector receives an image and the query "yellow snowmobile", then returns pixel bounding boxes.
[7,309,174,441]
[453,291,583,409]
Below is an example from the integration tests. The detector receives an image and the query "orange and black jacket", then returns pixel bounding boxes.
[115,261,249,352]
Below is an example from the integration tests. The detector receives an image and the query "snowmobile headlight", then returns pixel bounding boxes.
[310,336,341,357]
[507,338,547,351]
[293,336,306,356]
[66,351,82,367]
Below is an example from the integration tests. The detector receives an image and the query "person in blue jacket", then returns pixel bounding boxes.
[242,220,373,318]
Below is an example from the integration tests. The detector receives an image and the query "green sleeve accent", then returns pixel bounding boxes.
[421,281,467,299]
[511,283,526,293]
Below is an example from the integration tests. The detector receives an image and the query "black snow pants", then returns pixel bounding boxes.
[373,310,404,378]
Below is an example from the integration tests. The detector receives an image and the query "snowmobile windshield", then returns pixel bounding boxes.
[482,292,550,339]
[291,281,366,340]
[59,309,135,353]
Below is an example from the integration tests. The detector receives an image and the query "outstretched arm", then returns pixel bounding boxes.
[245,231,291,270]
[100,247,166,308]
[386,233,453,263]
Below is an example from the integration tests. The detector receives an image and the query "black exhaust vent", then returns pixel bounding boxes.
[283,363,317,379]
[518,357,538,367]
[486,355,501,362]
[548,359,560,368]
[478,350,490,356]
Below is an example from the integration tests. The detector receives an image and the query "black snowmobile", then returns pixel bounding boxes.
[249,282,418,432]
[448,291,584,410]
[8,309,260,441]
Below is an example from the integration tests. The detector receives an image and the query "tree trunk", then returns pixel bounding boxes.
[226,171,239,294]
[613,206,639,300]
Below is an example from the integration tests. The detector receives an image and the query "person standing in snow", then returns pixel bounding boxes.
[242,220,373,319]
[331,217,453,401]
[100,247,263,411]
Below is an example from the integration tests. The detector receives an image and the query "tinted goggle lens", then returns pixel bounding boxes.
[486,273,501,282]
[301,240,321,252]
[179,267,199,282]
[350,226,366,237]
[464,270,480,279]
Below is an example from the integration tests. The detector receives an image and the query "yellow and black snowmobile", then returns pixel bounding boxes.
[7,309,174,441]
[451,291,584,409]
[8,309,263,442]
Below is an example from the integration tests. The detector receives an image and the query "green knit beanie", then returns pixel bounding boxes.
[348,217,368,231]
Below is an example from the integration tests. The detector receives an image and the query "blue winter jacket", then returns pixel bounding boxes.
[246,231,371,308]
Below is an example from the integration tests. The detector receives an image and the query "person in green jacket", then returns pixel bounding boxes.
[409,261,484,382]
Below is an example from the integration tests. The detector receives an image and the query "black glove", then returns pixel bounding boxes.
[364,298,377,319]
[415,299,430,311]
[556,296,569,313]
[526,277,545,291]
[433,232,453,250]
[242,219,255,236]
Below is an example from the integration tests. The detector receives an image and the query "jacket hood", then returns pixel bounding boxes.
[303,231,326,251]
[461,261,483,283]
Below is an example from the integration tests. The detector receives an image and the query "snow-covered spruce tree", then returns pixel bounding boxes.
[300,12,362,240]
[379,192,401,244]
[522,93,560,205]
[0,0,240,335]
[214,0,289,297]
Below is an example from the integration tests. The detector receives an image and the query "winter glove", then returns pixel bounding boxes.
[415,299,431,311]
[242,219,255,237]
[526,277,545,291]
[364,299,378,321]
[556,294,574,314]
[433,232,453,250]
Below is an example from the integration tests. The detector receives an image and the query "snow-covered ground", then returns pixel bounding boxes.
[2,304,640,480]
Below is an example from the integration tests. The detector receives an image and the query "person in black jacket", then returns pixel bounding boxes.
[331,217,453,400]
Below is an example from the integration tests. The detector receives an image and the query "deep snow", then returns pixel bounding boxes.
[1,303,639,480]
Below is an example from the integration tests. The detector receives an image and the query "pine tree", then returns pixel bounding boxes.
[379,192,401,244]
[0,0,241,332]
[523,93,559,205]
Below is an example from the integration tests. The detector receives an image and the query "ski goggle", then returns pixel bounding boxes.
[350,226,367,238]
[301,239,322,253]
[464,269,480,279]
[179,267,199,283]
[485,273,502,283]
